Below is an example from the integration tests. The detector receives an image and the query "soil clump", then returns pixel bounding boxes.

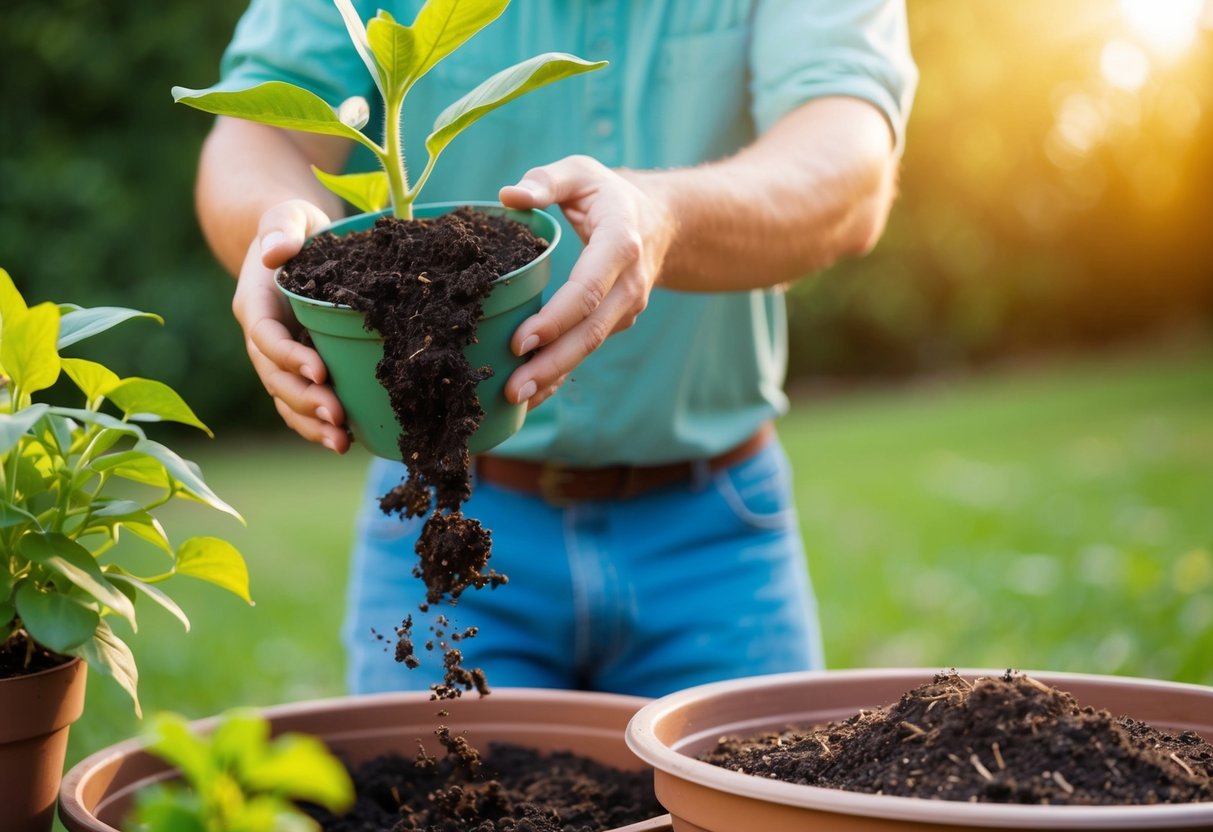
[0,631,71,679]
[308,740,663,832]
[282,208,545,699]
[702,670,1213,805]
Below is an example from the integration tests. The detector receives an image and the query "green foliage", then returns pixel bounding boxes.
[0,269,251,715]
[127,710,354,832]
[172,0,606,218]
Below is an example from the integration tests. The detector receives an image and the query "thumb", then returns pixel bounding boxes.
[499,156,603,210]
[258,200,332,269]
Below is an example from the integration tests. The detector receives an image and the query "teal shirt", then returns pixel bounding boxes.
[220,0,916,465]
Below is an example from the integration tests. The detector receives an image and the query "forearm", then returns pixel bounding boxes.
[196,118,350,276]
[638,97,898,292]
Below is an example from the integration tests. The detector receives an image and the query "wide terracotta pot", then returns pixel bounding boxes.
[0,657,88,832]
[277,202,560,459]
[626,668,1213,832]
[60,688,672,832]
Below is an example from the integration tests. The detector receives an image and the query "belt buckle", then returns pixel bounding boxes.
[538,463,576,506]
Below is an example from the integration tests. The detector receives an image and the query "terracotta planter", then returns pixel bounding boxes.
[60,688,671,832]
[626,668,1213,831]
[277,202,560,458]
[1,657,88,832]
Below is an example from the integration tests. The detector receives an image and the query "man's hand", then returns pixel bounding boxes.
[232,199,350,452]
[499,155,675,409]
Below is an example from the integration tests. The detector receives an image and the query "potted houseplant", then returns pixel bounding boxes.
[60,688,672,832]
[626,668,1213,832]
[172,0,605,457]
[0,268,252,832]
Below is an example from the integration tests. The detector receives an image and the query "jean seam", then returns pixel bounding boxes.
[712,468,794,530]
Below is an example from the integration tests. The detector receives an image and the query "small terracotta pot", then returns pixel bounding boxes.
[626,668,1213,831]
[0,657,88,832]
[60,688,672,832]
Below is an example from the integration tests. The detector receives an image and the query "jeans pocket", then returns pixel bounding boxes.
[711,444,796,530]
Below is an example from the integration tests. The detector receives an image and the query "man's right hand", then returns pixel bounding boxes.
[233,199,350,453]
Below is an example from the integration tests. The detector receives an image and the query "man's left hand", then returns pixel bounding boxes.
[499,155,674,409]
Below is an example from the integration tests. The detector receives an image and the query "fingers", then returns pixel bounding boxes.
[257,199,333,269]
[498,155,605,211]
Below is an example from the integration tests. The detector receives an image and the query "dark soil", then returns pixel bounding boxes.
[282,208,545,699]
[307,739,663,832]
[0,631,71,679]
[702,670,1213,805]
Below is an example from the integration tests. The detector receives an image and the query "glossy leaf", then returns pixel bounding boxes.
[366,12,417,100]
[333,0,385,97]
[172,82,381,153]
[70,619,141,716]
[46,406,146,440]
[176,537,252,604]
[427,53,606,161]
[106,569,191,631]
[405,0,509,86]
[91,499,146,518]
[312,167,390,213]
[57,306,161,349]
[0,403,50,454]
[15,583,100,653]
[90,449,169,489]
[0,267,28,328]
[244,733,356,811]
[106,377,212,436]
[61,357,120,402]
[34,411,75,455]
[1,301,61,394]
[19,533,138,627]
[131,440,243,522]
[0,501,38,529]
[115,512,174,554]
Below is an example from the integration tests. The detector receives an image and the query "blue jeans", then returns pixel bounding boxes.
[343,441,824,697]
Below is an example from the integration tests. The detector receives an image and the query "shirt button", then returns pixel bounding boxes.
[594,119,614,138]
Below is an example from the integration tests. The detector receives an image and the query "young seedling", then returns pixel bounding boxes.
[172,0,606,219]
[0,268,251,715]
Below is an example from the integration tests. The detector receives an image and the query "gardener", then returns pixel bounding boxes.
[197,0,916,696]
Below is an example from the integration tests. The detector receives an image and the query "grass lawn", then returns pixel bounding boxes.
[61,340,1213,787]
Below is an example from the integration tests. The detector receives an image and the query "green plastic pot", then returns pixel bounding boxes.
[277,202,559,458]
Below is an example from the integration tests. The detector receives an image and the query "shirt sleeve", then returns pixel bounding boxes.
[749,0,918,152]
[216,0,381,103]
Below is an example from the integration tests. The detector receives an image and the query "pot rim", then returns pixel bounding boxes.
[625,667,1213,829]
[275,201,562,311]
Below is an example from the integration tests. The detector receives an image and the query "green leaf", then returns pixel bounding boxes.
[91,499,146,518]
[0,600,15,627]
[144,713,212,784]
[404,0,509,86]
[312,167,390,213]
[128,440,243,522]
[333,0,385,98]
[210,708,269,771]
[366,12,416,99]
[172,82,381,154]
[15,582,100,653]
[105,568,191,631]
[46,406,146,441]
[0,267,29,330]
[68,618,141,716]
[19,533,138,628]
[245,734,355,811]
[116,512,174,554]
[0,501,38,529]
[129,789,207,832]
[426,53,606,162]
[90,450,169,489]
[106,378,212,436]
[1,302,61,394]
[175,537,252,604]
[0,403,50,454]
[57,306,161,350]
[61,357,120,402]
[34,412,76,455]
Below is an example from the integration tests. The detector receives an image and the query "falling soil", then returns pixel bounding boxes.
[307,740,664,832]
[0,632,71,679]
[702,670,1213,805]
[282,208,545,699]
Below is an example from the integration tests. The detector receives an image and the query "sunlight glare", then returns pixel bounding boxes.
[1120,0,1203,53]
[1100,39,1151,90]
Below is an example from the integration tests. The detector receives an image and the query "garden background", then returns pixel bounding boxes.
[1,0,1211,790]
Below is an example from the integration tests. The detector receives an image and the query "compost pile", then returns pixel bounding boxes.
[282,208,547,698]
[308,739,663,832]
[702,670,1213,805]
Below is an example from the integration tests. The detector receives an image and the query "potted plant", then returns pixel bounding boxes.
[0,268,252,832]
[60,689,672,832]
[172,0,605,457]
[626,668,1213,831]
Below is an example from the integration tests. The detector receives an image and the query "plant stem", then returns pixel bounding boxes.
[382,92,412,219]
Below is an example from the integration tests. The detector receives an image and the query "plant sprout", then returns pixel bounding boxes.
[173,0,606,220]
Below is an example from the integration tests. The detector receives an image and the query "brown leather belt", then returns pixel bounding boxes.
[475,422,775,505]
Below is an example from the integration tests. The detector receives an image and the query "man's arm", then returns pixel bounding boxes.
[197,117,355,452]
[498,96,897,407]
